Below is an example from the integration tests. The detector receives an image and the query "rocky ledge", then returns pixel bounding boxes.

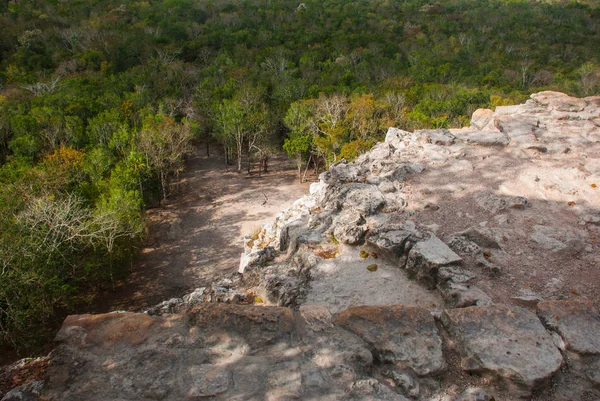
[5,301,600,401]
[3,91,599,401]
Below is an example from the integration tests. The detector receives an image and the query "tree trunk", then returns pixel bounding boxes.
[237,148,242,173]
[296,153,302,178]
[206,142,210,157]
[160,170,167,202]
[302,154,313,183]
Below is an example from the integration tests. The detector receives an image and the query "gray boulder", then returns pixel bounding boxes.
[340,184,386,215]
[385,127,411,146]
[437,281,493,309]
[405,235,463,289]
[333,211,366,245]
[537,300,600,355]
[366,229,412,258]
[335,305,445,376]
[470,108,494,130]
[442,305,563,396]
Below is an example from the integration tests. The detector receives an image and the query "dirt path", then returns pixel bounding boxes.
[90,143,311,312]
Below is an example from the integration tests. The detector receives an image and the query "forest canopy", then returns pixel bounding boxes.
[0,0,598,351]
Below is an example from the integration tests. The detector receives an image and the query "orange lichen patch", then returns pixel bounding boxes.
[568,201,576,206]
[314,246,339,259]
[0,357,49,396]
[591,183,597,188]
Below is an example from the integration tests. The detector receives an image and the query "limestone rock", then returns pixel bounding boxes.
[537,300,600,355]
[456,226,501,249]
[475,193,528,214]
[1,381,44,401]
[386,371,419,398]
[347,378,410,401]
[531,91,588,112]
[442,305,563,395]
[366,229,412,258]
[385,127,411,146]
[416,129,455,146]
[470,108,494,130]
[531,225,588,255]
[455,387,490,401]
[238,246,276,274]
[377,180,396,193]
[405,235,463,289]
[446,235,481,257]
[333,211,366,245]
[298,305,374,382]
[187,365,232,398]
[340,184,386,215]
[586,358,600,388]
[511,288,544,308]
[437,281,493,309]
[320,162,362,184]
[335,305,445,376]
[437,265,476,284]
[454,130,509,146]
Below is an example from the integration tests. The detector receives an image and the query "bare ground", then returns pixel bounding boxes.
[89,142,311,313]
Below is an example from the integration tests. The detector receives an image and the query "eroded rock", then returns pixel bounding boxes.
[442,305,563,396]
[537,300,600,355]
[333,211,366,245]
[405,235,462,289]
[335,305,445,376]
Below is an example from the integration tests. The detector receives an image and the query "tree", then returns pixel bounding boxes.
[283,99,316,178]
[216,87,270,173]
[138,114,191,201]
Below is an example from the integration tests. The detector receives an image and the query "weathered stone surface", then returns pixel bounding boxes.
[385,127,411,146]
[340,184,386,215]
[385,371,419,398]
[298,305,373,381]
[470,108,494,130]
[1,381,44,401]
[366,229,412,257]
[586,358,600,388]
[238,246,276,274]
[335,305,445,376]
[333,211,366,244]
[442,305,563,395]
[531,91,588,112]
[456,227,501,249]
[511,288,544,308]
[405,235,462,289]
[454,130,509,146]
[377,180,396,193]
[537,300,600,355]
[320,162,362,184]
[437,265,476,284]
[416,129,455,146]
[437,281,493,309]
[455,387,490,401]
[347,378,410,401]
[187,365,232,398]
[475,193,528,214]
[530,225,588,255]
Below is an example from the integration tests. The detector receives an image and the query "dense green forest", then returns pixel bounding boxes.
[0,0,598,352]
